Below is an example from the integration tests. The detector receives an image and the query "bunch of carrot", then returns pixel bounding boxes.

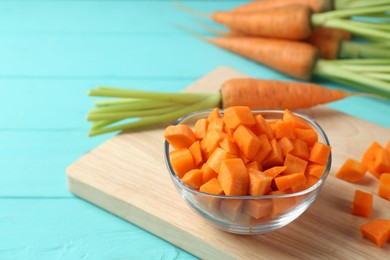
[334,140,390,247]
[178,0,390,98]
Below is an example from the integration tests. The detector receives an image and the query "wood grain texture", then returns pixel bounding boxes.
[67,67,390,259]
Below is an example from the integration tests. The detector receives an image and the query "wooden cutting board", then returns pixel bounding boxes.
[66,66,390,259]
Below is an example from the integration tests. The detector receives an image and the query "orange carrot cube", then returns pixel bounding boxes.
[263,166,287,178]
[305,163,326,179]
[275,172,306,191]
[223,106,256,129]
[194,118,208,140]
[218,158,249,196]
[233,125,262,160]
[309,142,331,166]
[262,139,284,169]
[294,128,318,148]
[244,199,273,219]
[199,178,224,195]
[182,169,204,190]
[248,169,272,196]
[271,120,295,139]
[169,148,196,178]
[188,140,203,167]
[378,173,390,200]
[220,199,244,221]
[336,158,367,183]
[352,190,373,218]
[164,124,196,149]
[360,219,390,247]
[278,137,294,157]
[253,114,274,140]
[283,153,308,175]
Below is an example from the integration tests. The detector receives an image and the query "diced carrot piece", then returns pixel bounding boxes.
[262,139,284,169]
[291,138,309,160]
[360,219,390,247]
[283,153,308,175]
[238,150,251,164]
[278,137,294,157]
[269,190,296,215]
[253,134,272,164]
[378,173,390,200]
[218,158,249,196]
[207,118,225,133]
[294,128,318,148]
[233,125,262,160]
[245,161,260,171]
[223,106,256,129]
[275,172,306,191]
[290,182,308,193]
[253,114,274,140]
[244,199,272,219]
[372,148,390,178]
[199,178,224,195]
[164,124,196,149]
[263,166,287,178]
[188,141,203,167]
[201,130,227,158]
[220,199,244,221]
[194,118,208,140]
[352,190,373,218]
[169,148,196,178]
[271,120,295,139]
[248,169,273,196]
[361,141,382,171]
[282,109,310,129]
[225,127,235,137]
[305,163,326,179]
[206,147,236,173]
[305,174,320,187]
[336,158,367,183]
[182,169,204,190]
[309,142,331,166]
[207,107,221,121]
[219,136,239,155]
[201,163,218,184]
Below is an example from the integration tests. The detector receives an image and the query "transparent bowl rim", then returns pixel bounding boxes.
[164,109,332,199]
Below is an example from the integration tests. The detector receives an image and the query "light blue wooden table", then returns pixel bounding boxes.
[1,1,389,259]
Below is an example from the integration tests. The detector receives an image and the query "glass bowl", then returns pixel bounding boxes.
[164,110,331,235]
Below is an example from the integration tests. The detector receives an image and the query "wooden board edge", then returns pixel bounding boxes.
[66,172,237,260]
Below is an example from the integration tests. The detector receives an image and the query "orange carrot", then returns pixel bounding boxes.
[245,161,261,171]
[223,106,256,129]
[294,128,319,147]
[248,169,273,196]
[308,141,331,166]
[360,219,390,248]
[378,173,390,201]
[253,134,272,164]
[207,107,222,121]
[182,169,204,190]
[244,199,273,219]
[218,158,249,196]
[201,163,218,184]
[361,141,383,171]
[221,78,350,109]
[351,189,373,218]
[208,37,318,80]
[164,124,196,149]
[200,129,227,158]
[232,0,333,13]
[372,148,390,178]
[282,109,311,129]
[212,5,313,40]
[305,163,326,179]
[233,125,262,160]
[206,147,236,173]
[284,153,308,175]
[252,114,274,140]
[207,117,225,133]
[262,139,284,169]
[335,158,367,183]
[169,148,196,178]
[194,118,208,140]
[271,120,295,140]
[220,199,244,221]
[278,137,294,157]
[263,166,287,179]
[275,172,307,191]
[199,178,224,195]
[219,136,239,156]
[291,138,310,160]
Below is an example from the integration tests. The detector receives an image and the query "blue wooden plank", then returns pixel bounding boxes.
[0,198,195,259]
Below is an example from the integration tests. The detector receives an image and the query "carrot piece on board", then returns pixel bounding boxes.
[294,128,318,148]
[290,138,310,160]
[262,139,284,169]
[212,5,313,40]
[164,124,196,149]
[253,134,272,164]
[372,148,390,178]
[232,0,333,13]
[351,190,373,218]
[252,114,273,140]
[360,219,390,248]
[223,106,256,129]
[170,148,196,178]
[244,199,273,219]
[263,166,287,178]
[335,158,367,183]
[218,158,249,196]
[361,141,383,173]
[207,107,221,121]
[283,153,308,175]
[305,163,326,179]
[220,199,244,221]
[219,136,239,156]
[207,118,225,133]
[199,178,224,195]
[248,169,273,196]
[275,172,307,191]
[308,142,331,166]
[194,118,208,140]
[271,120,295,139]
[233,125,262,160]
[201,163,218,184]
[282,109,310,129]
[378,173,390,201]
[188,140,203,167]
[221,78,351,109]
[278,137,294,157]
[182,169,204,190]
[206,147,236,173]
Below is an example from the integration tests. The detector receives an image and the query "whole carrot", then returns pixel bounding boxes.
[232,0,333,13]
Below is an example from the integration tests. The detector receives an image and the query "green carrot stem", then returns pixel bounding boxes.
[314,60,390,98]
[91,119,120,130]
[94,98,138,107]
[337,0,390,9]
[338,64,390,72]
[340,41,390,59]
[88,94,221,137]
[87,105,182,121]
[89,87,209,104]
[362,72,390,81]
[346,21,390,31]
[89,100,176,114]
[330,59,390,65]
